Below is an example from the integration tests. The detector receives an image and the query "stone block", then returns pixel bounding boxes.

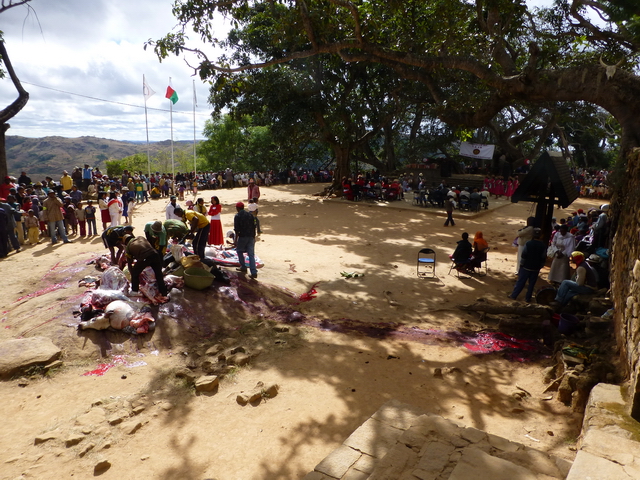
[34,429,61,445]
[65,433,84,448]
[314,445,361,478]
[302,472,333,480]
[0,337,62,379]
[368,444,418,480]
[486,433,522,452]
[448,447,538,480]
[343,418,404,459]
[75,408,106,428]
[460,426,487,444]
[497,449,564,478]
[580,429,640,466]
[343,467,369,480]
[412,415,462,439]
[567,450,640,480]
[107,410,129,425]
[195,375,219,392]
[351,453,376,474]
[398,426,428,451]
[415,440,455,476]
[120,419,142,435]
[205,344,224,356]
[371,399,427,430]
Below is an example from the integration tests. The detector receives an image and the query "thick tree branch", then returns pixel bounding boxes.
[0,40,29,124]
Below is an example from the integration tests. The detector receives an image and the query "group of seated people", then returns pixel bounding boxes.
[449,231,489,274]
[414,184,489,211]
[342,176,403,202]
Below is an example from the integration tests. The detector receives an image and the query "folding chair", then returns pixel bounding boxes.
[448,254,472,278]
[475,247,490,276]
[417,248,436,278]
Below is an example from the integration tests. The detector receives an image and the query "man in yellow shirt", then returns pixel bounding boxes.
[174,207,210,260]
[60,170,73,193]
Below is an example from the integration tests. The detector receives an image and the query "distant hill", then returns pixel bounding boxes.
[6,136,197,179]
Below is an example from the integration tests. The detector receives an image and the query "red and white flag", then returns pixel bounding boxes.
[459,142,495,159]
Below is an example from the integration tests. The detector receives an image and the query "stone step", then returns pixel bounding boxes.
[304,399,571,480]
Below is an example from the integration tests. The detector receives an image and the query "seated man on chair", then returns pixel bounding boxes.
[451,232,473,272]
[551,251,599,309]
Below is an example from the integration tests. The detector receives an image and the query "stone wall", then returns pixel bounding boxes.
[611,148,640,418]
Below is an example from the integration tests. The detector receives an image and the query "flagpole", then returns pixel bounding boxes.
[193,79,197,178]
[143,75,152,179]
[169,77,175,181]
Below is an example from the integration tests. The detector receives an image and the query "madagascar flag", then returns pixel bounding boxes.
[165,86,178,104]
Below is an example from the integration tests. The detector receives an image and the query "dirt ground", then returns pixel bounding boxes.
[0,183,605,480]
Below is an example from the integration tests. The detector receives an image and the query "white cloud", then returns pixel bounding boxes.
[0,0,219,141]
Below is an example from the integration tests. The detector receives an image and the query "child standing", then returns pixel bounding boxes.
[85,200,97,236]
[25,210,40,245]
[247,198,262,235]
[76,201,86,237]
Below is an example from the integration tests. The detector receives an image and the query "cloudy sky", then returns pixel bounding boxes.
[0,0,226,142]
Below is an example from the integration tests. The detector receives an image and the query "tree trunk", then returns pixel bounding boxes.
[383,123,396,171]
[330,144,351,193]
[0,124,8,180]
[0,40,29,179]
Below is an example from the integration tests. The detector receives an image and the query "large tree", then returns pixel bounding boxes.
[151,0,640,406]
[0,0,32,179]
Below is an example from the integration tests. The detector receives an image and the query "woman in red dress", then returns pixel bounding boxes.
[207,196,224,245]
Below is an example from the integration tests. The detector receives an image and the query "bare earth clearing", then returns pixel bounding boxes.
[0,183,604,479]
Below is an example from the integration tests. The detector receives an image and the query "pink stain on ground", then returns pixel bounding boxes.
[82,356,147,376]
[13,283,67,303]
[298,282,319,302]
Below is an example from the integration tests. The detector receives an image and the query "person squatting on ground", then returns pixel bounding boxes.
[509,228,546,302]
[234,201,258,279]
[123,234,168,300]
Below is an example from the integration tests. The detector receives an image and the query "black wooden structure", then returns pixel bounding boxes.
[511,151,579,242]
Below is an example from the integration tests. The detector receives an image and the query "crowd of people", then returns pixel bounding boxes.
[0,166,265,265]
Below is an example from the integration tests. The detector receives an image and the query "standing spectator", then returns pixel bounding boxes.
[18,171,32,186]
[60,170,73,193]
[63,197,78,236]
[234,202,258,279]
[0,175,15,199]
[71,167,82,188]
[165,196,182,220]
[0,208,8,257]
[547,224,575,285]
[98,192,111,231]
[84,200,97,236]
[76,201,86,237]
[509,228,546,302]
[82,164,93,191]
[107,192,123,227]
[69,185,83,204]
[515,217,535,274]
[207,196,224,246]
[25,210,40,245]
[247,178,261,203]
[43,191,72,244]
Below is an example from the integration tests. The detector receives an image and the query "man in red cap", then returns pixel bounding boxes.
[552,251,599,308]
[234,201,258,279]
